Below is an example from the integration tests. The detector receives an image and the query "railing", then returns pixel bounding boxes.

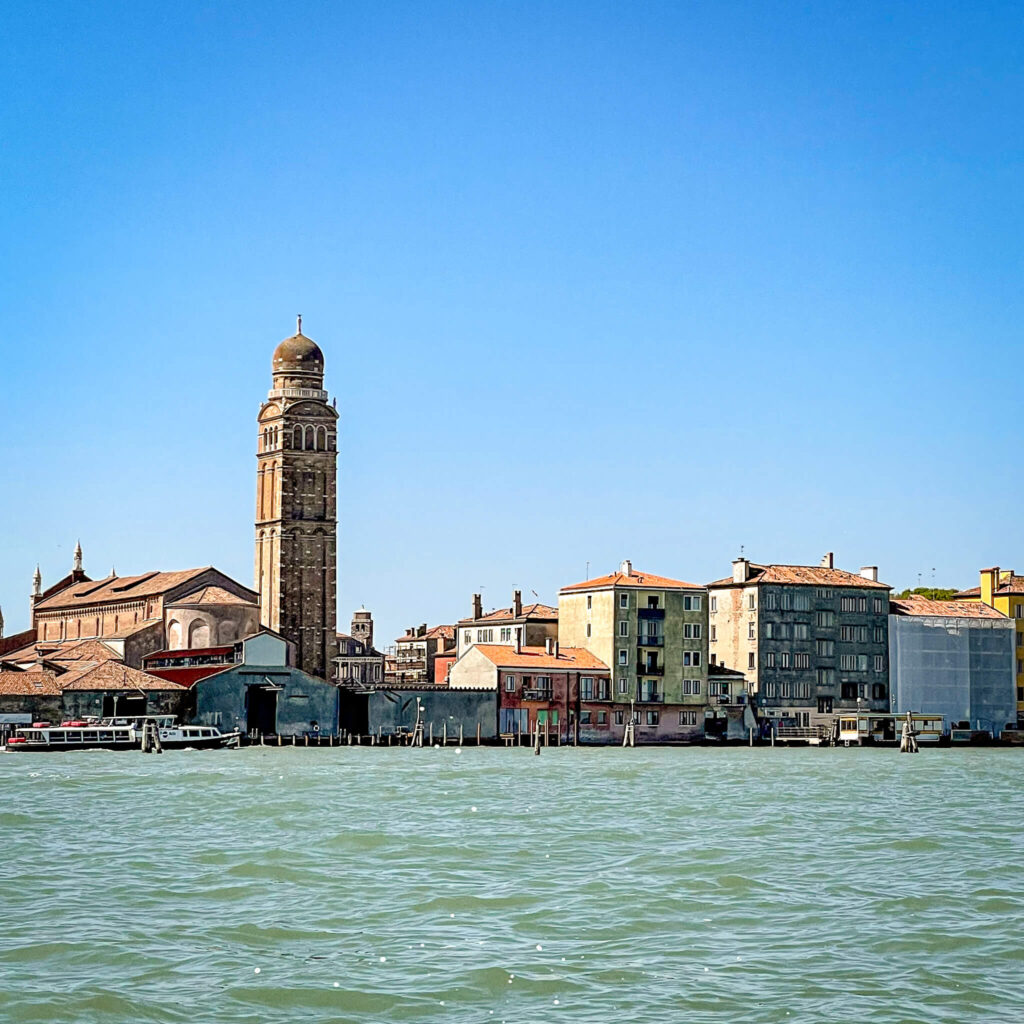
[637,608,665,620]
[637,692,664,703]
[522,688,553,701]
[637,635,664,646]
[639,664,664,676]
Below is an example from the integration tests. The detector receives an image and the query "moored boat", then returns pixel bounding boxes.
[5,715,240,752]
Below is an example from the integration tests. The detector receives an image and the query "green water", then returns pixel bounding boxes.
[1,746,1022,1023]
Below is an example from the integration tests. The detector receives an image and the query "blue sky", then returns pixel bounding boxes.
[1,1,1021,644]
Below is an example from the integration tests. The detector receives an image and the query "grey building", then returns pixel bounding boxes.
[194,631,340,738]
[889,596,1016,737]
[708,553,891,731]
[343,684,497,742]
[335,609,384,687]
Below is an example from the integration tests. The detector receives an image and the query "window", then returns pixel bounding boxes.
[873,655,885,672]
[679,710,698,726]
[619,621,629,637]
[873,626,885,644]
[766,652,775,668]
[536,676,552,693]
[620,594,629,609]
[595,679,609,700]
[816,588,832,599]
[794,653,810,669]
[464,631,471,645]
[476,629,483,642]
[816,639,834,657]
[748,652,756,669]
[871,683,887,700]
[817,667,834,686]
[645,710,659,725]
[840,654,857,671]
[763,592,778,611]
[685,623,702,639]
[840,626,855,642]
[856,654,868,672]
[587,595,592,610]
[780,592,792,610]
[581,676,594,700]
[683,651,702,666]
[1015,604,1023,619]
[780,652,791,669]
[505,676,515,692]
[683,595,702,611]
[618,649,628,666]
[710,596,718,612]
[586,623,592,638]
[710,625,717,641]
[614,710,624,725]
[748,593,756,610]
[618,677,628,694]
[748,622,756,640]
[500,627,511,642]
[580,711,592,724]
[648,596,659,609]
[858,597,867,612]
[841,682,857,699]
[597,711,607,724]
[856,626,868,643]
[793,592,810,611]
[840,597,855,612]
[874,598,885,614]
[794,623,809,640]
[817,610,835,628]
[682,679,701,695]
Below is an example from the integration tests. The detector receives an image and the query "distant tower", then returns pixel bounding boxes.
[254,318,339,679]
[0,604,4,640]
[351,608,374,651]
[73,540,83,572]
[30,565,42,629]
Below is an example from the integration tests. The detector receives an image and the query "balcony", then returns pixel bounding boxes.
[638,608,665,620]
[638,691,664,704]
[637,635,664,647]
[522,688,553,702]
[639,664,664,676]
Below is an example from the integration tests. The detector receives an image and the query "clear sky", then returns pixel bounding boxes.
[1,1,1021,645]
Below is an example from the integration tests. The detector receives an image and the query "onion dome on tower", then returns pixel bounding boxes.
[272,315,324,387]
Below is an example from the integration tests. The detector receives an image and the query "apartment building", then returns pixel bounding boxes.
[707,553,890,730]
[455,590,558,658]
[558,560,709,743]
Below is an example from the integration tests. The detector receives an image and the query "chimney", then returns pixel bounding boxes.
[732,558,750,583]
[860,566,878,582]
[419,623,427,637]
[545,637,554,656]
[619,559,632,576]
[980,567,999,608]
[821,552,834,569]
[515,629,522,654]
[472,593,482,620]
[513,589,522,617]
[554,640,559,659]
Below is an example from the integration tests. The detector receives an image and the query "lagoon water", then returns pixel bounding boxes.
[1,746,1023,1023]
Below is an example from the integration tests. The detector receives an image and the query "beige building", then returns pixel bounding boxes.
[255,318,339,681]
[335,609,385,687]
[455,590,557,658]
[389,624,456,685]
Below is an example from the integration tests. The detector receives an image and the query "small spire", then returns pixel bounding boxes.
[111,565,117,578]
[32,565,42,597]
[0,604,5,637]
[73,538,83,572]
[296,313,303,335]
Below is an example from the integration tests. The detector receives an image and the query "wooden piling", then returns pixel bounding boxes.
[476,722,481,745]
[459,723,464,746]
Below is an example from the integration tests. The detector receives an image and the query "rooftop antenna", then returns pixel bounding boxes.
[585,561,589,579]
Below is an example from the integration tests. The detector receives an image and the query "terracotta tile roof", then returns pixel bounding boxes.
[471,644,610,671]
[102,619,163,640]
[56,662,185,691]
[32,568,256,611]
[0,671,62,696]
[707,564,889,589]
[167,586,256,607]
[0,637,122,667]
[457,603,558,625]
[396,625,456,644]
[994,575,1024,597]
[560,570,702,593]
[708,662,746,679]
[890,596,1009,619]
[952,586,981,599]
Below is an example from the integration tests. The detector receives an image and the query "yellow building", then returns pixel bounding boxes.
[957,567,1024,722]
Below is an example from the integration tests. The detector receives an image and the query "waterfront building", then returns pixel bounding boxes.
[335,610,385,687]
[455,591,558,658]
[350,684,498,743]
[704,662,756,740]
[388,624,456,685]
[558,561,709,743]
[194,630,340,738]
[707,553,890,731]
[448,639,610,742]
[255,319,339,681]
[954,567,1024,724]
[888,596,1015,737]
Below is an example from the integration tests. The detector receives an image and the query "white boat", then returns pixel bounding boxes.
[6,715,240,752]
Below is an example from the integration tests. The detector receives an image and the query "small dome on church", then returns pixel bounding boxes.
[273,331,324,373]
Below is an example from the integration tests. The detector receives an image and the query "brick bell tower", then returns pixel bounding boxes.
[255,316,339,679]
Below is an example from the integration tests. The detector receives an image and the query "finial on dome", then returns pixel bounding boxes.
[296,313,303,335]
[73,539,83,572]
